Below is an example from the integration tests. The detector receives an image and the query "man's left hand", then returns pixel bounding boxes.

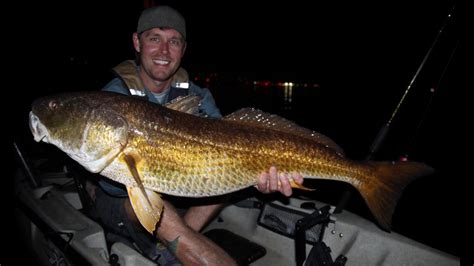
[256,166,304,197]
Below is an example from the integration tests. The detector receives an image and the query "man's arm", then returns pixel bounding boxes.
[156,200,237,265]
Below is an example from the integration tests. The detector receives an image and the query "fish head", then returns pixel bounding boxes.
[29,92,129,173]
[29,93,93,149]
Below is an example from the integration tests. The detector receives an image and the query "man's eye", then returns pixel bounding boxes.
[169,39,182,47]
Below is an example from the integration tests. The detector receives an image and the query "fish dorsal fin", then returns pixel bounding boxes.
[164,95,202,116]
[122,153,163,234]
[224,108,344,155]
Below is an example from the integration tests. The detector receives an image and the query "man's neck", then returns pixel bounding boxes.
[139,68,173,94]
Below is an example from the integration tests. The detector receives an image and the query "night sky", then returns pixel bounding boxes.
[13,0,471,264]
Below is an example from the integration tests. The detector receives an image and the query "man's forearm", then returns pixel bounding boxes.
[156,200,236,265]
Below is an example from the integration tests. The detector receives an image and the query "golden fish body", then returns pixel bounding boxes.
[101,106,356,197]
[29,91,433,231]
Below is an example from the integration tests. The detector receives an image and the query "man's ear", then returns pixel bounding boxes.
[181,42,187,56]
[133,32,140,53]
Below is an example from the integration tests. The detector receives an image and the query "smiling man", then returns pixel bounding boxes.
[90,5,303,265]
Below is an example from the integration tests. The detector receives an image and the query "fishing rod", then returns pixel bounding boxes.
[401,39,459,160]
[333,4,457,215]
[365,4,456,161]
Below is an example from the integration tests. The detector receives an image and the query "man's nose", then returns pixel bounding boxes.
[159,42,169,54]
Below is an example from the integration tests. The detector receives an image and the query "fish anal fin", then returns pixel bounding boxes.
[127,187,164,234]
[224,108,344,155]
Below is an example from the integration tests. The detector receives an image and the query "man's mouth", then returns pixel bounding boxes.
[153,59,170,65]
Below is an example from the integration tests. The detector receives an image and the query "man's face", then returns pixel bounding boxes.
[134,27,186,82]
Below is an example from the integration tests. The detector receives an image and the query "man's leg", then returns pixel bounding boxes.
[183,202,226,232]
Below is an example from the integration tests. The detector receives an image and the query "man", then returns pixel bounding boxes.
[91,5,303,265]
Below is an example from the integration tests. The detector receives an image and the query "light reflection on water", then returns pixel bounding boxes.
[283,82,293,109]
[250,80,322,119]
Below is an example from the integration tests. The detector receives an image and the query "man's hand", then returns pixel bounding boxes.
[256,166,304,197]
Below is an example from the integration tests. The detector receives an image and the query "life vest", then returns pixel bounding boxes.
[111,60,190,101]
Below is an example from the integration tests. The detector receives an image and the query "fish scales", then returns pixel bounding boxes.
[100,97,364,196]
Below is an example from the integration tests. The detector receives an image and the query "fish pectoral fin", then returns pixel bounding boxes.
[122,153,149,202]
[127,186,164,234]
[122,153,163,234]
[288,179,315,191]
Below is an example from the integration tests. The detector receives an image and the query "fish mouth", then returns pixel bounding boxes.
[29,111,48,143]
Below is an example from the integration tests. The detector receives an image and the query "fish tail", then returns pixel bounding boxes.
[358,161,434,231]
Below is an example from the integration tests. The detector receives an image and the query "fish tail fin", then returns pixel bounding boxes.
[358,161,434,231]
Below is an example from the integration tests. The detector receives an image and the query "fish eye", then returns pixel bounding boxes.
[48,100,59,110]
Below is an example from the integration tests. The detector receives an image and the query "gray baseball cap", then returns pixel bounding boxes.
[137,6,186,39]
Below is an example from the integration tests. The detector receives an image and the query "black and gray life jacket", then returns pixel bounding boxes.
[112,60,190,102]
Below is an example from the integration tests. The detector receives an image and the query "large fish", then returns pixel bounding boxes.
[29,91,433,233]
